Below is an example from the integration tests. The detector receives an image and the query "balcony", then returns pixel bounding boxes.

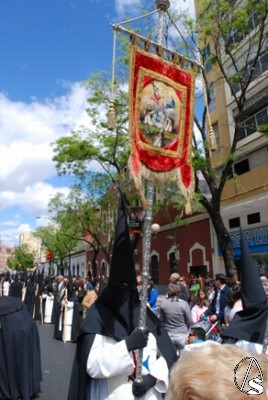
[222,164,268,205]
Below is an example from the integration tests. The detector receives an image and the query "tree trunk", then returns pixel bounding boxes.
[203,201,237,277]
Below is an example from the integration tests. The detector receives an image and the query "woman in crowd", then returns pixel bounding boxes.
[82,279,100,312]
[189,276,201,300]
[224,284,243,325]
[191,289,210,323]
[207,280,216,303]
[160,283,193,354]
[147,279,158,315]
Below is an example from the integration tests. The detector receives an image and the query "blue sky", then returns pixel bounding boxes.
[0,0,194,247]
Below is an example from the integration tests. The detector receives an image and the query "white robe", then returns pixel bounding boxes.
[42,293,54,323]
[59,300,74,342]
[86,333,168,400]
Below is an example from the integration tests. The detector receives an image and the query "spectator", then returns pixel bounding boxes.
[207,280,216,303]
[260,274,268,296]
[189,276,201,300]
[165,342,268,400]
[178,275,191,301]
[224,284,243,325]
[82,279,99,311]
[147,279,158,315]
[204,273,231,324]
[169,273,190,303]
[185,326,206,346]
[191,289,210,323]
[160,283,193,353]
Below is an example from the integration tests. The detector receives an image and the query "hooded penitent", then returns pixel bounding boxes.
[0,296,42,400]
[9,273,23,299]
[67,188,177,400]
[224,229,268,344]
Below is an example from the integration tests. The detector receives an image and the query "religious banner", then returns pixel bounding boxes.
[128,45,196,213]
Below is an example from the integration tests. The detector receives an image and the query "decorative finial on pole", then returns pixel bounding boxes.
[155,0,170,11]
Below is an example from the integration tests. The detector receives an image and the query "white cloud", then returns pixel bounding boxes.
[115,0,141,14]
[0,82,89,246]
[114,0,195,17]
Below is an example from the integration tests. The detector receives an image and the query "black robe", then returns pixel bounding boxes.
[0,296,42,400]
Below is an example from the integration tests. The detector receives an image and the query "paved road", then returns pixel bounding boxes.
[37,323,76,400]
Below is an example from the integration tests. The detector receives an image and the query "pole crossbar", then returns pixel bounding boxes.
[110,23,202,70]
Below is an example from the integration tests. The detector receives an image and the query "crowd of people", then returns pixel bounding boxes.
[0,192,268,399]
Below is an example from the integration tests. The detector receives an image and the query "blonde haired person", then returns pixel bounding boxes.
[166,342,268,400]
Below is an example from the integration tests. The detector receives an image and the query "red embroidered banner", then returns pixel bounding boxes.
[128,46,196,213]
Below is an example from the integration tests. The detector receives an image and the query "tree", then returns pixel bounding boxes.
[7,244,36,271]
[47,186,115,279]
[52,1,268,276]
[34,221,78,275]
[187,0,268,275]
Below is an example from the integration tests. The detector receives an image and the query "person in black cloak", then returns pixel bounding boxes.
[223,229,268,354]
[32,268,45,322]
[24,269,37,317]
[9,272,23,299]
[0,296,42,400]
[67,189,177,400]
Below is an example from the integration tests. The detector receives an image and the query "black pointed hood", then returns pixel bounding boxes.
[108,189,136,287]
[224,229,268,344]
[239,229,266,308]
[83,189,139,338]
[67,269,77,301]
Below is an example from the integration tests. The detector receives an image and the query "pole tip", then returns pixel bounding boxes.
[155,0,170,11]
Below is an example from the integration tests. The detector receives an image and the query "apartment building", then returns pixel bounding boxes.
[0,245,13,273]
[19,231,46,266]
[195,0,268,274]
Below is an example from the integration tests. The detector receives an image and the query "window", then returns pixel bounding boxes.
[169,252,178,275]
[234,159,250,175]
[247,212,261,225]
[237,106,268,141]
[203,44,212,73]
[208,82,216,112]
[229,217,240,229]
[229,50,268,94]
[212,123,220,152]
[226,8,262,49]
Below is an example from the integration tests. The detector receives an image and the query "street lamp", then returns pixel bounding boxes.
[151,223,160,235]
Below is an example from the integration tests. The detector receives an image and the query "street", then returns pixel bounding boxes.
[37,323,76,400]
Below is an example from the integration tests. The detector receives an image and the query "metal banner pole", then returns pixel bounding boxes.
[135,0,170,383]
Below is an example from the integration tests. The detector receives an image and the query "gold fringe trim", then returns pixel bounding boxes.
[128,157,195,214]
[128,157,148,208]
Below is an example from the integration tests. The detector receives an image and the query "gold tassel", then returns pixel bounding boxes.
[185,201,192,215]
[201,71,217,153]
[107,100,116,131]
[107,28,117,131]
[208,125,217,152]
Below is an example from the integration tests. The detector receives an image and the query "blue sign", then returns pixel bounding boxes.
[219,226,268,258]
